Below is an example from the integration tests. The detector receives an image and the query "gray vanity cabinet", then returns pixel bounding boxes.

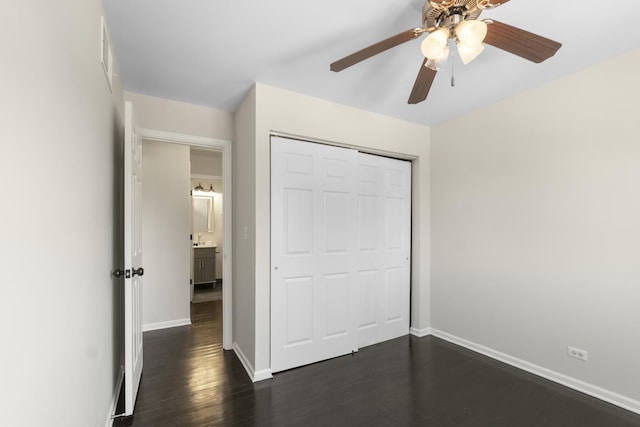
[193,247,216,284]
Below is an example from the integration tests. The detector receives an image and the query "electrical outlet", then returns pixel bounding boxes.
[568,346,588,361]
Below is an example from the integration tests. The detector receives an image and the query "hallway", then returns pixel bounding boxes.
[114,300,254,426]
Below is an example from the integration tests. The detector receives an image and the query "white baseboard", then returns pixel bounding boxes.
[104,366,124,427]
[233,342,273,383]
[410,327,432,337]
[254,368,273,382]
[143,318,191,332]
[430,328,640,415]
[232,341,253,381]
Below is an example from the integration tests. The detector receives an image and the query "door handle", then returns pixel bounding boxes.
[112,269,131,279]
[132,267,144,277]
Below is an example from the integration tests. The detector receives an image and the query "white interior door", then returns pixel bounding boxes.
[189,193,194,302]
[356,153,411,348]
[124,101,143,415]
[271,137,359,373]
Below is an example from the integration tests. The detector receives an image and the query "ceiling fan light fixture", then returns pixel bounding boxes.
[456,40,485,64]
[421,28,450,59]
[425,58,439,71]
[425,44,449,70]
[330,0,563,106]
[455,19,488,47]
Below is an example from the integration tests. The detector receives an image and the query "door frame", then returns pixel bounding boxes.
[139,128,233,350]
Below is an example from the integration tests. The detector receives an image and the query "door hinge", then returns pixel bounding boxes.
[190,234,192,241]
[190,279,193,285]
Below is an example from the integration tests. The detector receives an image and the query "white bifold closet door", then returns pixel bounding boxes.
[271,136,410,373]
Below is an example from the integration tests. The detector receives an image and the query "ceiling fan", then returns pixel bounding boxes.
[330,0,562,105]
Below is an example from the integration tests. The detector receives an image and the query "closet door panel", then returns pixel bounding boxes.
[271,137,358,373]
[357,153,411,348]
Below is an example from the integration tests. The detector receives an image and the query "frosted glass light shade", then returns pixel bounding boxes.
[425,44,450,70]
[455,20,487,47]
[457,40,485,64]
[421,28,449,59]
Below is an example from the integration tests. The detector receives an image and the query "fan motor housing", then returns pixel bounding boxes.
[423,0,483,31]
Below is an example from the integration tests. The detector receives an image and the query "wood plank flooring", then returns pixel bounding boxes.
[115,301,640,426]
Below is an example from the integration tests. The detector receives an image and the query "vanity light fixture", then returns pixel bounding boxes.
[193,183,216,197]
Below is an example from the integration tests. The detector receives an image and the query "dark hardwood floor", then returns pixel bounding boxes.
[115,301,640,426]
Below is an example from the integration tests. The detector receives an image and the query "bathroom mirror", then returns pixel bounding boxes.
[192,196,214,233]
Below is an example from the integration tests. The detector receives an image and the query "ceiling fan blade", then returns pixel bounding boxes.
[408,59,437,104]
[483,20,562,63]
[330,28,425,72]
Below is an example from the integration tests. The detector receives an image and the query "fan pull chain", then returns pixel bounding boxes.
[451,61,455,87]
[449,39,455,87]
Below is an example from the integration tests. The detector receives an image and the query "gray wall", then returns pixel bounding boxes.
[191,148,222,176]
[0,1,125,425]
[125,92,235,140]
[142,140,191,329]
[233,85,258,371]
[431,49,640,407]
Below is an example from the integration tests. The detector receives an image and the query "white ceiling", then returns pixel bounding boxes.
[103,0,640,127]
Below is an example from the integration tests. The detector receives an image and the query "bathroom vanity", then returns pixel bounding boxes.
[193,246,216,285]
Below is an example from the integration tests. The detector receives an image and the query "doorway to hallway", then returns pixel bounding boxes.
[189,148,225,323]
[140,128,233,350]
